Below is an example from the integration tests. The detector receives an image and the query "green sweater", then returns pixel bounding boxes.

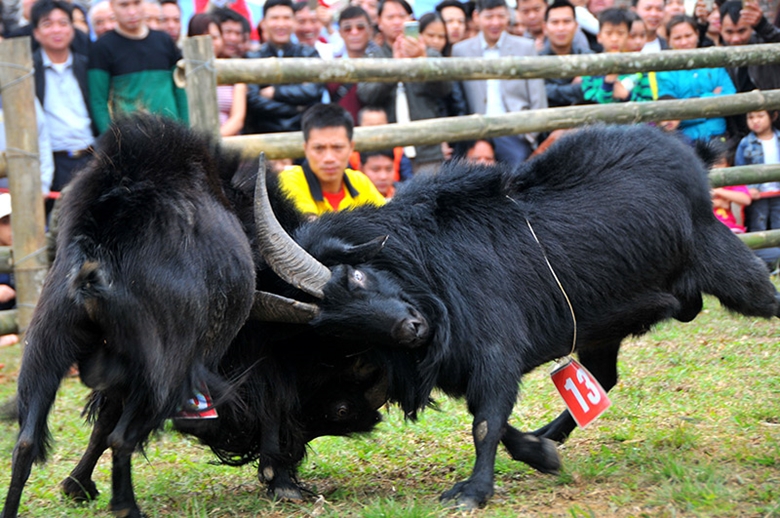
[88,29,188,133]
[581,73,653,104]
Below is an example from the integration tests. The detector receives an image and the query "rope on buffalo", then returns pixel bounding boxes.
[506,195,577,359]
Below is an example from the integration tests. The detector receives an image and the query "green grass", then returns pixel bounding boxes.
[1,295,779,517]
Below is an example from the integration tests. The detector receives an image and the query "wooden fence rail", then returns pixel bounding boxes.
[175,43,780,85]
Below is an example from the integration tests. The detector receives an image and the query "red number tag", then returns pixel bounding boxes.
[550,358,611,428]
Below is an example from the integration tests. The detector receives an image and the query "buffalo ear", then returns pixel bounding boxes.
[342,235,389,263]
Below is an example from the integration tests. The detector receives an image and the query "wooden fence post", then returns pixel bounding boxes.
[182,35,220,138]
[0,37,48,338]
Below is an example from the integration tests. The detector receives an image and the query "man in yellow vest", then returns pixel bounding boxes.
[278,103,386,217]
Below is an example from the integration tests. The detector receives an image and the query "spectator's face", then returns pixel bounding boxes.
[421,19,447,52]
[597,21,628,52]
[72,8,89,33]
[304,126,355,188]
[440,6,466,43]
[339,15,372,55]
[544,6,577,51]
[294,6,321,46]
[706,8,720,34]
[90,2,116,37]
[377,0,410,44]
[354,0,379,24]
[720,12,753,45]
[362,155,394,196]
[477,6,509,46]
[207,21,224,56]
[747,111,773,135]
[160,3,181,42]
[634,0,664,32]
[626,19,646,51]
[143,2,161,29]
[663,0,685,23]
[517,0,546,37]
[359,109,388,126]
[220,20,244,57]
[587,0,614,16]
[110,0,145,34]
[466,141,496,165]
[264,5,295,46]
[667,20,698,49]
[34,8,74,53]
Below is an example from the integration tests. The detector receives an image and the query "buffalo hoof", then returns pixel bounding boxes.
[61,476,100,503]
[270,484,304,501]
[108,505,145,518]
[523,437,561,475]
[503,428,562,475]
[439,480,490,510]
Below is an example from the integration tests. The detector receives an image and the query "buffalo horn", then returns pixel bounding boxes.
[254,154,331,299]
[250,291,320,323]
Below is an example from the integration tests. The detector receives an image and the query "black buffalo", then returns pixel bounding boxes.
[3,120,386,514]
[255,125,780,509]
[1,116,257,518]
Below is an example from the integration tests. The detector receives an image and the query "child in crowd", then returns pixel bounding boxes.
[581,8,654,103]
[734,109,780,268]
[710,154,751,233]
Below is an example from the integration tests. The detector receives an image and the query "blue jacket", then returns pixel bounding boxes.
[734,128,780,192]
[656,67,736,141]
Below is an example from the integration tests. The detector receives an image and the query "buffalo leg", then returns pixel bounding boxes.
[500,424,560,474]
[2,365,68,517]
[531,338,621,443]
[258,417,303,500]
[61,397,123,502]
[440,391,515,509]
[106,407,157,518]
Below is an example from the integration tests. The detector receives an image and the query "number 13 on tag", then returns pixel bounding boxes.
[550,358,611,428]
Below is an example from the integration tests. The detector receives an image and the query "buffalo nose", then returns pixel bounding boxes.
[400,317,428,347]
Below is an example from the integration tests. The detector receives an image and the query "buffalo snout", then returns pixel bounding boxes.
[393,308,429,347]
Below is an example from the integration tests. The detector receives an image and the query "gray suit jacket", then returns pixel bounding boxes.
[451,33,547,119]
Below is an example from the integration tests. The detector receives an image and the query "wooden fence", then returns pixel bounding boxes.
[1,37,780,336]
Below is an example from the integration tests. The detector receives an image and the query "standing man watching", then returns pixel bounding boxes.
[452,0,547,164]
[244,0,323,134]
[212,8,250,58]
[32,0,96,193]
[88,0,187,134]
[632,0,666,51]
[435,0,468,45]
[540,0,592,107]
[327,6,377,121]
[159,0,181,44]
[278,103,385,217]
[357,0,452,173]
[88,1,115,38]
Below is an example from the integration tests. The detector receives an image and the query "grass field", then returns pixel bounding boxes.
[0,295,778,517]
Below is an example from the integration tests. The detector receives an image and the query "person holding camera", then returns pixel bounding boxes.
[356,0,452,174]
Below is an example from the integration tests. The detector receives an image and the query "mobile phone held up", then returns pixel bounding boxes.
[403,20,419,39]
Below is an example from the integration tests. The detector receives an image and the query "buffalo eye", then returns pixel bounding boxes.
[336,403,349,418]
[350,269,367,289]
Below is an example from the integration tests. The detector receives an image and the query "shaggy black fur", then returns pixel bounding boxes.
[286,125,780,509]
[2,115,256,518]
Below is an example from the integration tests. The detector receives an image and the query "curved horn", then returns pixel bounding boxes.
[250,291,320,324]
[254,154,331,299]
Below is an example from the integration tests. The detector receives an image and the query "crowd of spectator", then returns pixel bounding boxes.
[1,0,780,270]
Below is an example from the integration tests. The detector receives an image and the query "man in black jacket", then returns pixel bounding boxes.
[32,0,96,195]
[243,0,324,134]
